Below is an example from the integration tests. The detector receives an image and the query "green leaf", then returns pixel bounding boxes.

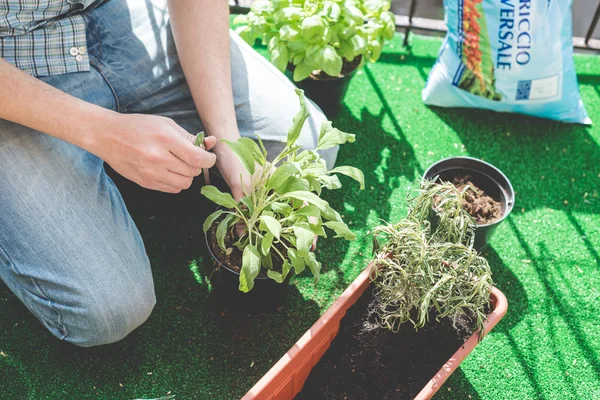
[330,166,365,189]
[239,245,261,292]
[238,137,266,166]
[260,232,274,256]
[285,191,329,212]
[193,132,205,147]
[293,222,314,257]
[305,175,322,195]
[317,122,356,150]
[274,7,304,24]
[324,221,356,240]
[293,60,313,81]
[301,15,326,42]
[350,35,367,56]
[303,252,321,283]
[233,14,248,25]
[282,260,292,280]
[201,186,237,209]
[266,163,301,190]
[270,39,289,72]
[288,248,305,274]
[320,174,342,190]
[260,215,282,239]
[276,176,310,195]
[287,89,310,145]
[324,1,341,20]
[343,5,364,24]
[240,195,254,215]
[280,25,300,41]
[382,11,396,40]
[261,253,273,270]
[322,205,342,221]
[224,139,256,175]
[292,53,304,66]
[368,39,383,62]
[309,218,327,237]
[339,39,355,61]
[203,210,224,233]
[216,214,235,251]
[294,205,321,218]
[269,201,293,215]
[235,25,257,45]
[287,39,309,52]
[340,25,357,40]
[319,45,343,77]
[254,135,268,158]
[267,269,284,283]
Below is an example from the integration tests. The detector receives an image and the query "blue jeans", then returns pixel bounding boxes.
[0,0,335,347]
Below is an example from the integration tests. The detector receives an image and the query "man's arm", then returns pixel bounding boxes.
[168,0,250,200]
[0,57,216,193]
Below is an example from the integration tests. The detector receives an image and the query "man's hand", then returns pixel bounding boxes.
[96,113,217,193]
[213,142,254,201]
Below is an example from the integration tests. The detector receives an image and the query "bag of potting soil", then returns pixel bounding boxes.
[422,0,591,124]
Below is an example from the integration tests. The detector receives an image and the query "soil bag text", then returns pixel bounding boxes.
[422,0,591,124]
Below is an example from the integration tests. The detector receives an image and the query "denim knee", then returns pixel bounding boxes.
[66,282,156,347]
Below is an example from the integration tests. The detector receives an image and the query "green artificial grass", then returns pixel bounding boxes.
[2,32,600,400]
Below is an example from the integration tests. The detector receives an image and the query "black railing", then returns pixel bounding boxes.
[231,0,600,53]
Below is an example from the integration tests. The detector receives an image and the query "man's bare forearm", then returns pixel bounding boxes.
[0,57,217,193]
[0,57,111,154]
[167,0,240,145]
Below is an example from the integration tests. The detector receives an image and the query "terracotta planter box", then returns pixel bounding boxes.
[242,263,508,400]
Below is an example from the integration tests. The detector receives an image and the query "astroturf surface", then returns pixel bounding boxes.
[2,32,600,400]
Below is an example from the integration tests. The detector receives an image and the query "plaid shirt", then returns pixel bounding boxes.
[0,0,101,76]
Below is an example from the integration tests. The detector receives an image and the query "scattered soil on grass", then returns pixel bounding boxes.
[207,216,285,277]
[452,175,502,225]
[295,289,476,400]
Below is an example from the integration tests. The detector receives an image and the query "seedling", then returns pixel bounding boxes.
[202,89,364,292]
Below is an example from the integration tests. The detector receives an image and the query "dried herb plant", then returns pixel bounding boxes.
[370,180,494,334]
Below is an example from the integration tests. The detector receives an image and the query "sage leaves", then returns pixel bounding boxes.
[240,245,261,292]
[201,90,364,292]
[201,186,237,209]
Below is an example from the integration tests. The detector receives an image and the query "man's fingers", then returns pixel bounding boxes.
[170,132,217,169]
[150,182,184,194]
[167,154,202,177]
[158,172,194,191]
[203,135,217,150]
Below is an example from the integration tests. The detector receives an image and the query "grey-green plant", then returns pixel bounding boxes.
[370,180,494,334]
[201,89,364,292]
[233,0,395,81]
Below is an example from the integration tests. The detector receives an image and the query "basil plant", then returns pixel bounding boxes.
[201,89,364,292]
[234,0,395,81]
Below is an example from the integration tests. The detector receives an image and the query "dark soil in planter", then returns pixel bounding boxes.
[451,174,502,225]
[207,217,285,277]
[295,288,477,400]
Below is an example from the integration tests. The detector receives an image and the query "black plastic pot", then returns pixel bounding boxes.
[203,230,292,311]
[423,156,515,251]
[286,58,360,118]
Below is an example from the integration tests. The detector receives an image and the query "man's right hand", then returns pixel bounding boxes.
[94,113,217,193]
